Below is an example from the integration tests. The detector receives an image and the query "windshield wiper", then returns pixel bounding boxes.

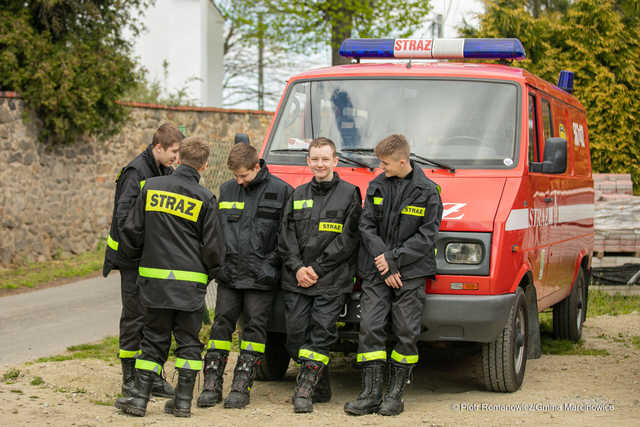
[410,153,455,173]
[341,148,375,153]
[335,152,374,170]
[271,148,373,170]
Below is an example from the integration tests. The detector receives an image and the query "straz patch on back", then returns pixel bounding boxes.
[146,190,202,222]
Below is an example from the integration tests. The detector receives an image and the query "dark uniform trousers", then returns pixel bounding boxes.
[357,277,426,364]
[284,291,346,362]
[139,307,204,373]
[118,269,145,357]
[207,285,274,353]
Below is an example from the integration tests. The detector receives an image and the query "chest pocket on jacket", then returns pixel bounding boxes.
[253,199,282,254]
[367,190,384,220]
[219,201,244,225]
[319,209,345,233]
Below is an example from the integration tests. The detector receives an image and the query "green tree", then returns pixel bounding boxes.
[263,0,433,65]
[464,0,640,189]
[0,1,153,144]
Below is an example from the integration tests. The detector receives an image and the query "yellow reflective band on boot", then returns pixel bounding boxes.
[119,349,141,359]
[373,197,384,205]
[146,189,203,222]
[319,222,343,233]
[240,340,265,353]
[293,199,313,210]
[107,234,119,251]
[357,350,387,363]
[299,349,329,365]
[218,201,245,210]
[175,358,203,371]
[135,359,162,375]
[390,350,418,364]
[206,340,231,351]
[138,267,208,284]
[401,205,425,216]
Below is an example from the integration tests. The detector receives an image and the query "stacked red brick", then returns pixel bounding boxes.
[593,173,640,256]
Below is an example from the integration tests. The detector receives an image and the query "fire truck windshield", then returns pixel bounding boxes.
[266,78,520,169]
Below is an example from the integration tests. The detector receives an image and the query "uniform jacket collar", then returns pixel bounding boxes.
[311,172,340,195]
[378,160,429,189]
[142,144,173,176]
[174,164,201,182]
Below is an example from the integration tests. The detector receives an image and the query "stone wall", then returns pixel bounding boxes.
[0,94,273,266]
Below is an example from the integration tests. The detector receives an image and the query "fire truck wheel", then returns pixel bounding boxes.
[552,268,586,342]
[256,332,290,381]
[481,287,528,392]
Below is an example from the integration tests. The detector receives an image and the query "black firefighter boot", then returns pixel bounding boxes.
[164,368,198,417]
[312,363,331,403]
[151,370,175,398]
[378,361,413,416]
[197,350,228,407]
[343,361,386,416]
[293,360,324,413]
[115,369,156,417]
[120,358,137,397]
[223,351,262,409]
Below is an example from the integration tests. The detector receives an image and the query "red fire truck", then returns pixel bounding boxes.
[249,38,594,392]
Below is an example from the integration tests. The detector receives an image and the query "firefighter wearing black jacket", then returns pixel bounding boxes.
[103,123,183,398]
[279,138,362,413]
[197,143,292,410]
[114,136,224,418]
[345,134,443,417]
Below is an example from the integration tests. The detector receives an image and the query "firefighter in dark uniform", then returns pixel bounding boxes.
[114,136,224,418]
[344,134,443,417]
[279,138,362,413]
[103,123,183,398]
[197,143,292,410]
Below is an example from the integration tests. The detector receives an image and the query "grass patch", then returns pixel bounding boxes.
[0,243,105,290]
[3,368,20,383]
[632,336,640,350]
[32,336,118,364]
[91,398,115,406]
[587,289,640,317]
[10,389,23,394]
[539,313,608,356]
[30,376,44,386]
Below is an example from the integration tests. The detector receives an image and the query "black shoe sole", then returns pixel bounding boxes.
[344,405,379,416]
[115,401,146,417]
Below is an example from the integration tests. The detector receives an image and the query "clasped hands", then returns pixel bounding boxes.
[375,253,403,288]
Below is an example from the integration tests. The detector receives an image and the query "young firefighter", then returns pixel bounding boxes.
[279,137,362,413]
[114,136,224,418]
[197,143,292,410]
[344,134,443,416]
[103,123,183,398]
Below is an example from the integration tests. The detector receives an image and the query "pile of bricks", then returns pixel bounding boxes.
[594,173,640,256]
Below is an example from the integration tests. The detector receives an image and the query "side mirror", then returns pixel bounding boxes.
[530,137,567,174]
[234,133,250,145]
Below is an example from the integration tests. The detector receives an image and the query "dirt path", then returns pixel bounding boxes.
[1,313,639,426]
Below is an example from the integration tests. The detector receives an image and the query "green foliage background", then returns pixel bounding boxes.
[0,1,153,144]
[463,0,640,189]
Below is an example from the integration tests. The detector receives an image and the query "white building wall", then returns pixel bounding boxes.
[132,0,223,107]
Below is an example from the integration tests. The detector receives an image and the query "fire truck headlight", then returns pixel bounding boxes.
[445,242,483,265]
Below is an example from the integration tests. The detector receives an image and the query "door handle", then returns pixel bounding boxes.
[544,197,553,203]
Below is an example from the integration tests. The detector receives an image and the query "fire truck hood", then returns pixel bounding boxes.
[268,165,506,233]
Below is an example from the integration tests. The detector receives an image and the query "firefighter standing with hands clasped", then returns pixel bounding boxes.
[197,142,292,410]
[279,137,362,413]
[344,134,443,416]
[103,123,183,399]
[114,136,224,418]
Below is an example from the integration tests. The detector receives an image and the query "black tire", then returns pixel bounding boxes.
[481,287,528,392]
[256,332,290,381]
[553,268,586,342]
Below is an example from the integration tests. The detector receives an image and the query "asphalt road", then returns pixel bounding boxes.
[0,273,121,365]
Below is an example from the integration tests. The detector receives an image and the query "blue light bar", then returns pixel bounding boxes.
[557,70,574,94]
[339,39,395,58]
[339,38,526,60]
